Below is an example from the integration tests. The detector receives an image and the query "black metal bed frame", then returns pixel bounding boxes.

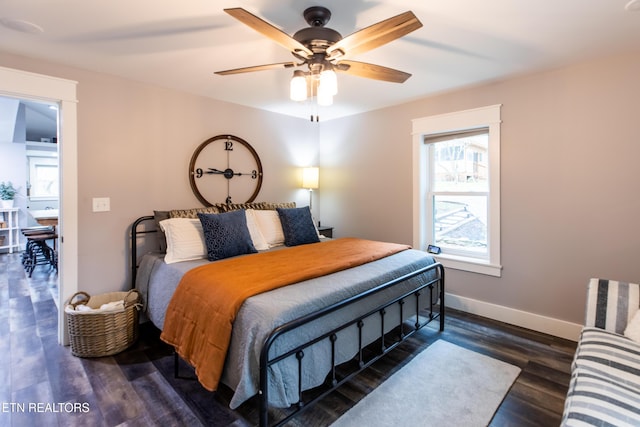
[130,215,445,427]
[130,215,156,290]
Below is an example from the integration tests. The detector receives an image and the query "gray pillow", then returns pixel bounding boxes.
[198,210,257,261]
[276,206,320,246]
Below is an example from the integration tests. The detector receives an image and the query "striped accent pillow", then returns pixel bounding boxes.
[585,279,640,334]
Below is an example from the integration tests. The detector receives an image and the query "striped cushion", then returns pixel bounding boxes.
[562,370,640,426]
[219,202,268,212]
[573,328,640,390]
[562,280,640,426]
[169,205,223,219]
[220,202,296,212]
[585,278,640,334]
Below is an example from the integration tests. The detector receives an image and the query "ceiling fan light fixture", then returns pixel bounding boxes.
[290,70,308,101]
[317,84,334,106]
[319,68,338,96]
[219,7,422,109]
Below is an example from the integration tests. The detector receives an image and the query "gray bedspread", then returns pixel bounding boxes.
[136,246,437,408]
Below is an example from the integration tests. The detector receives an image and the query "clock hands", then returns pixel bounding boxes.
[206,168,227,175]
[208,168,237,179]
[195,167,259,179]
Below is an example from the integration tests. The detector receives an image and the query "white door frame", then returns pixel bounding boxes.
[0,66,78,344]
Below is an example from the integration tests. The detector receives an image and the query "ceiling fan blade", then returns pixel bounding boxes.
[326,11,422,60]
[336,60,412,83]
[215,62,297,75]
[224,8,313,58]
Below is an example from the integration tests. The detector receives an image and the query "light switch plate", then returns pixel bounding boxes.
[92,197,110,212]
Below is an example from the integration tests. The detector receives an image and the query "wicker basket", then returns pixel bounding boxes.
[65,289,142,357]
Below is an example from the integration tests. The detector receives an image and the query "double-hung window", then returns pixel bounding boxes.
[412,105,502,276]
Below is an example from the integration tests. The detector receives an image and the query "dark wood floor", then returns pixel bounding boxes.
[0,251,577,426]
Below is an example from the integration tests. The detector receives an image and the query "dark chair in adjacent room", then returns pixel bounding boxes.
[21,226,58,277]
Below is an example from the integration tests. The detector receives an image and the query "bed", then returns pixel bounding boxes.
[130,204,444,427]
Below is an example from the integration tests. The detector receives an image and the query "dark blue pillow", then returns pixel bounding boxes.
[198,210,257,261]
[276,206,320,246]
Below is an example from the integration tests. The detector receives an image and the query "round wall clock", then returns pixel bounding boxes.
[188,134,263,206]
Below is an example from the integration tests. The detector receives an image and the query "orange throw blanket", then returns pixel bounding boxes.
[160,237,410,391]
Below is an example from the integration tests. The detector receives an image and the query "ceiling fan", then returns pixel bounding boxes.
[215,6,423,105]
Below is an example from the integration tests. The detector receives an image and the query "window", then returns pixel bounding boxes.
[28,155,59,200]
[412,105,502,276]
[429,129,488,258]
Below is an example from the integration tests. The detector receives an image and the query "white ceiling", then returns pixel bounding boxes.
[1,1,639,121]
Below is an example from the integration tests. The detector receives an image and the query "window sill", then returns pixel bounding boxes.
[29,196,59,202]
[433,253,502,277]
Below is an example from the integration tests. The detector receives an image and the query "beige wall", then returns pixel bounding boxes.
[2,49,639,332]
[0,52,318,295]
[320,51,640,326]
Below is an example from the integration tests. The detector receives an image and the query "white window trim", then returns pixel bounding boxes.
[412,105,502,277]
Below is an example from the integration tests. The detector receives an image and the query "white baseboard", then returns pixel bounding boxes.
[445,293,582,342]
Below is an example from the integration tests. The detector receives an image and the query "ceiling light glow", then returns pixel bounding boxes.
[625,0,640,11]
[0,18,44,34]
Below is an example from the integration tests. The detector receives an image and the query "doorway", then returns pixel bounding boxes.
[1,96,60,217]
[0,65,78,344]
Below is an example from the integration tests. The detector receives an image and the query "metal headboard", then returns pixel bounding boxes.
[130,215,157,289]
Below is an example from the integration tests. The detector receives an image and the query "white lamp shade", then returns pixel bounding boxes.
[302,167,319,189]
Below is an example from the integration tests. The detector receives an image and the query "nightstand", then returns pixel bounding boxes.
[317,226,334,238]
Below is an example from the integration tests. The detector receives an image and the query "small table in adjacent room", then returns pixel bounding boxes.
[30,209,58,246]
[29,209,59,230]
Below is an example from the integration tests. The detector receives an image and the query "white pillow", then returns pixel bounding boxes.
[251,209,285,248]
[245,209,269,250]
[159,218,206,264]
[624,310,640,343]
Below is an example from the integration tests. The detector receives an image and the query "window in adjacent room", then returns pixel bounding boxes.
[28,155,59,200]
[412,105,502,277]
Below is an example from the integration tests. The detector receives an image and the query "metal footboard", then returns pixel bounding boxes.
[259,262,444,427]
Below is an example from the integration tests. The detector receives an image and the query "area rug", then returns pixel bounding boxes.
[330,340,521,427]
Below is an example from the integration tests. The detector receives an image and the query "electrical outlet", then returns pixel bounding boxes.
[92,197,110,212]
